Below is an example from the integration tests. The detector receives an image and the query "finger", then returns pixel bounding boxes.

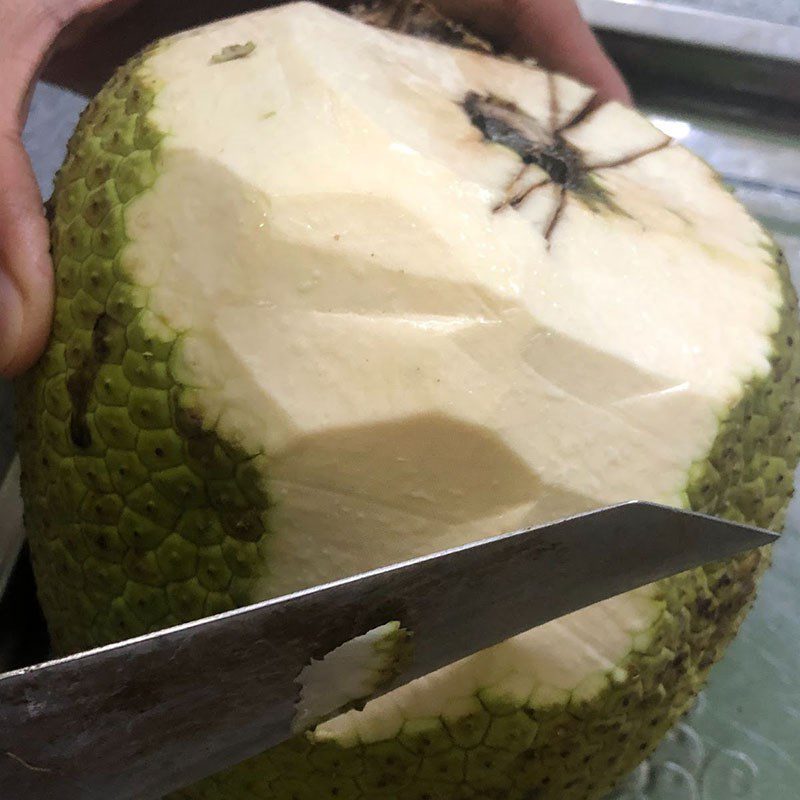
[0,129,54,378]
[432,0,632,105]
[505,0,632,105]
[0,2,63,377]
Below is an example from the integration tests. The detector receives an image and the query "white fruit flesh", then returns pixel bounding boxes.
[293,621,407,733]
[315,590,661,746]
[119,3,779,740]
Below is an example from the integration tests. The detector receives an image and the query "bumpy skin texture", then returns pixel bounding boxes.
[16,59,272,656]
[16,22,800,800]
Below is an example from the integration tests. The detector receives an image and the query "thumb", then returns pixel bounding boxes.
[0,127,54,377]
[504,0,632,106]
[432,0,632,106]
[0,3,61,378]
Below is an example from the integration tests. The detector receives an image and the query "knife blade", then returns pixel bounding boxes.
[0,502,777,800]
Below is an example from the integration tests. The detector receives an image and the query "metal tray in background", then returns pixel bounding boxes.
[1,1,799,799]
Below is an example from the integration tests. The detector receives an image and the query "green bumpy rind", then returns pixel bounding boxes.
[16,58,273,656]
[16,52,800,800]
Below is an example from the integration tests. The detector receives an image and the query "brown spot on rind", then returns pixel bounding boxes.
[68,313,118,447]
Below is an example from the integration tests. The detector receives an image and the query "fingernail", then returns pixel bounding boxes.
[0,269,22,376]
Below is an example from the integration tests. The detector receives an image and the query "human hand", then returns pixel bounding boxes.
[0,0,630,378]
[435,0,631,105]
[0,0,138,378]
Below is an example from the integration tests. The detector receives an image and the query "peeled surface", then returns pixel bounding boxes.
[125,3,780,594]
[15,3,800,800]
[294,622,410,734]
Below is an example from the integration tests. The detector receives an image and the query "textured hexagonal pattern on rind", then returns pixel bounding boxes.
[17,56,272,655]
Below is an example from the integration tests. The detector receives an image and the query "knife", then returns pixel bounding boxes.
[0,502,777,800]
